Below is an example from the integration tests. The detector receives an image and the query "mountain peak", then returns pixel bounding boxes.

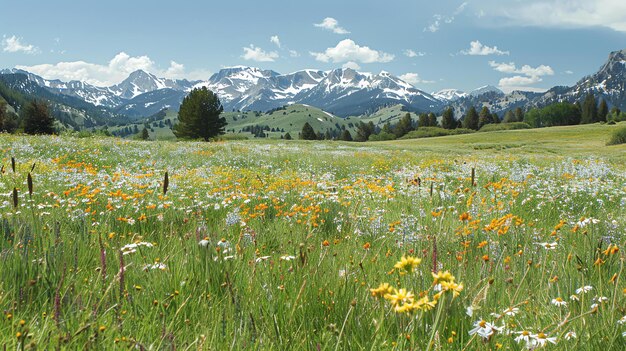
[469,85,504,97]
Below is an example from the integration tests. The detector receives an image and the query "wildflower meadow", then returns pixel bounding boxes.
[1,129,625,350]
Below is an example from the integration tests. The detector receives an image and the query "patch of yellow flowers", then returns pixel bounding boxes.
[370,256,463,314]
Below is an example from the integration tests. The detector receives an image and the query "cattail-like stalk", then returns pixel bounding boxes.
[471,167,475,187]
[0,164,4,175]
[30,162,36,173]
[163,171,169,195]
[27,173,33,197]
[12,188,18,208]
[11,157,15,173]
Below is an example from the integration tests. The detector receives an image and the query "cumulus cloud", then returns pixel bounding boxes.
[404,49,426,58]
[314,17,350,34]
[473,0,626,32]
[311,39,394,64]
[489,60,554,92]
[399,73,435,86]
[241,45,279,62]
[2,35,39,54]
[270,35,281,49]
[461,41,509,56]
[16,52,209,86]
[424,2,468,33]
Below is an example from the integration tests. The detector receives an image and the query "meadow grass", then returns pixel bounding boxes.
[0,124,625,350]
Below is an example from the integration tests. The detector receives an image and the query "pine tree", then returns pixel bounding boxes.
[395,113,413,137]
[581,93,597,124]
[300,122,317,140]
[418,114,429,128]
[478,106,493,129]
[463,106,479,130]
[428,113,438,127]
[382,122,393,134]
[441,107,456,129]
[173,87,226,141]
[503,110,516,123]
[22,100,56,135]
[340,129,353,141]
[355,121,375,142]
[140,127,150,140]
[284,132,292,140]
[598,99,608,122]
[492,112,500,124]
[514,107,524,123]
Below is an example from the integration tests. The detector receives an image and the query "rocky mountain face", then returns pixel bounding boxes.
[2,48,626,123]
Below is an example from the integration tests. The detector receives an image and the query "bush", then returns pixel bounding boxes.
[400,127,475,140]
[368,132,396,141]
[479,122,532,132]
[607,126,626,145]
[218,133,249,141]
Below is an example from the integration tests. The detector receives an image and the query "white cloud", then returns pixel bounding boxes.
[314,17,350,34]
[475,0,626,32]
[424,2,468,32]
[311,39,394,64]
[404,49,426,58]
[241,45,279,62]
[461,41,509,56]
[16,52,209,86]
[565,70,574,75]
[342,61,361,70]
[270,35,281,49]
[489,60,554,91]
[2,35,39,54]
[289,50,300,58]
[399,73,435,86]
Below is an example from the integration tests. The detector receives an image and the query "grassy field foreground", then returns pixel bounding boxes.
[0,124,625,350]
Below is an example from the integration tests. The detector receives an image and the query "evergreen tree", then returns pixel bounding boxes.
[382,122,393,134]
[284,132,292,140]
[140,127,150,140]
[340,129,353,141]
[503,110,516,123]
[463,106,479,130]
[300,122,317,140]
[395,113,414,137]
[417,113,429,128]
[324,130,332,140]
[441,107,456,129]
[427,112,438,127]
[173,87,226,141]
[478,106,493,129]
[598,99,608,122]
[581,93,597,124]
[355,121,375,142]
[22,100,56,135]
[492,112,500,124]
[0,100,6,132]
[514,107,524,123]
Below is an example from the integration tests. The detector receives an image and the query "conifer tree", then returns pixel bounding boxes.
[598,99,608,122]
[478,106,493,129]
[514,107,524,123]
[22,100,55,135]
[441,107,456,129]
[463,106,479,130]
[173,87,226,141]
[581,93,597,124]
[395,113,414,137]
[340,129,353,141]
[300,122,317,140]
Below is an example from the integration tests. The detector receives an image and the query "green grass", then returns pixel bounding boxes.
[0,124,625,350]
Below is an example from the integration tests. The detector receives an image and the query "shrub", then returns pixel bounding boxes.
[607,126,626,146]
[400,127,475,140]
[368,132,396,141]
[479,122,532,132]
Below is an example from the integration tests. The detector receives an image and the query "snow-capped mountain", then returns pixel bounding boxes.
[432,89,467,102]
[109,70,197,100]
[295,68,442,116]
[5,48,626,124]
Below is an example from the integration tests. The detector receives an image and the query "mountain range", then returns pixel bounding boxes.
[2,48,626,125]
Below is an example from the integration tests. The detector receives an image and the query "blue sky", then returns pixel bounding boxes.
[1,0,625,93]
